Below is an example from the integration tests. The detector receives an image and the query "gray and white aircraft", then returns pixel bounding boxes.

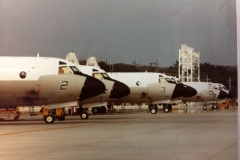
[163,75,234,110]
[84,56,197,114]
[108,72,197,114]
[66,52,130,118]
[0,56,106,123]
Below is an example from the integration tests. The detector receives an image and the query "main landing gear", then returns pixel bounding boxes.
[148,104,173,114]
[162,104,172,113]
[202,103,219,111]
[203,104,207,110]
[79,107,89,120]
[92,105,115,114]
[91,106,107,114]
[149,104,158,114]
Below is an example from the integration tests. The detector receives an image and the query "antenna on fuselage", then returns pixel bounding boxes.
[227,77,233,90]
[110,56,113,73]
[205,75,210,82]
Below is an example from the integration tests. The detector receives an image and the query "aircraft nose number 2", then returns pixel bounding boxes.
[60,81,68,90]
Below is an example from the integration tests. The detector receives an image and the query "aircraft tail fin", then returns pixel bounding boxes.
[86,57,100,68]
[66,52,80,65]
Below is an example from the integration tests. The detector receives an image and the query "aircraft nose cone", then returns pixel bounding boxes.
[183,85,197,97]
[79,76,106,100]
[172,84,188,99]
[227,90,236,98]
[109,81,130,98]
[217,90,228,99]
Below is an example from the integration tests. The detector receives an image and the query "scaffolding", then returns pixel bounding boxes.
[178,44,200,82]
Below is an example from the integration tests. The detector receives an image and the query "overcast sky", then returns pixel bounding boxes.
[0,0,237,67]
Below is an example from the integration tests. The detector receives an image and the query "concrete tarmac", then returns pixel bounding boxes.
[0,107,238,160]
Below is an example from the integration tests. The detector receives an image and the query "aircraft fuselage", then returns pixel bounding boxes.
[0,56,105,108]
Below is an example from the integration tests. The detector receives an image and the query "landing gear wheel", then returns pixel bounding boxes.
[212,104,217,109]
[203,105,207,110]
[150,108,157,114]
[99,106,107,113]
[44,115,55,124]
[149,105,157,114]
[163,104,170,113]
[92,107,99,114]
[148,104,153,110]
[164,108,169,113]
[80,112,89,119]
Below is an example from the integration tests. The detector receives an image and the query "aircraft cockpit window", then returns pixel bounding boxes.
[58,66,72,74]
[218,87,223,90]
[208,85,214,90]
[93,73,103,80]
[102,73,109,78]
[213,86,218,89]
[165,78,171,83]
[171,78,176,83]
[70,66,79,72]
[177,80,182,84]
[159,78,167,83]
[69,66,82,74]
[223,86,227,90]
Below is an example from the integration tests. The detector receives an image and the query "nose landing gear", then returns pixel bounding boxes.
[149,104,158,114]
[163,104,172,113]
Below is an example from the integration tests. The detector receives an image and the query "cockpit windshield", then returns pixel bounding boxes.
[219,85,228,90]
[101,73,109,78]
[59,66,72,74]
[92,72,110,80]
[211,84,228,90]
[170,78,176,83]
[223,86,227,90]
[93,73,103,79]
[213,86,218,89]
[177,80,182,84]
[159,78,167,83]
[165,78,171,83]
[69,66,82,75]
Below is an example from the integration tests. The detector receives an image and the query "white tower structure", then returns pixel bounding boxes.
[178,44,200,82]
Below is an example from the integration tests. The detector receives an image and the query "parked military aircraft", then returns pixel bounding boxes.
[66,52,130,119]
[207,82,236,98]
[84,56,196,114]
[108,72,197,114]
[0,56,106,123]
[163,75,233,110]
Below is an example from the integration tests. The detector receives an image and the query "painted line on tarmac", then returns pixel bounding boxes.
[0,124,90,136]
[207,143,238,160]
[0,118,143,137]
